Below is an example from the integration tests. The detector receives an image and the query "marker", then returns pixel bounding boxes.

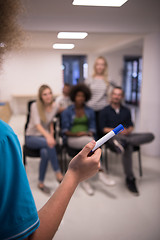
[91,124,124,152]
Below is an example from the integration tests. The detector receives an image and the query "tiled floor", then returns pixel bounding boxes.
[9,115,160,240]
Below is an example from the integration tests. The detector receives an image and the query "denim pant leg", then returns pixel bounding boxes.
[25,136,60,181]
[47,147,60,172]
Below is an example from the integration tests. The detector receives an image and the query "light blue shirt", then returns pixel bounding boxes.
[0,120,39,240]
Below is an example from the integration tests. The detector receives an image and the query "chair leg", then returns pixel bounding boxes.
[61,148,65,174]
[103,147,109,173]
[62,148,68,174]
[58,149,63,174]
[23,149,26,166]
[138,148,143,177]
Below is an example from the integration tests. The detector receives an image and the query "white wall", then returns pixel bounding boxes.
[0,49,63,113]
[139,33,160,157]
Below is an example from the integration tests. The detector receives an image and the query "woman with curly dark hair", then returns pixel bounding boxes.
[61,83,96,149]
[61,83,115,195]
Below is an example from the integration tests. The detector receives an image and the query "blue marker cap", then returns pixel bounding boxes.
[112,124,124,135]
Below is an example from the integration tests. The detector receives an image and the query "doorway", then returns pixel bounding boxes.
[123,56,142,106]
[62,55,88,85]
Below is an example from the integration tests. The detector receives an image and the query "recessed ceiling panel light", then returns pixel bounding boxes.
[53,43,75,49]
[72,0,128,7]
[57,32,88,39]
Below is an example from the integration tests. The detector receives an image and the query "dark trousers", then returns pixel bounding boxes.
[108,133,154,178]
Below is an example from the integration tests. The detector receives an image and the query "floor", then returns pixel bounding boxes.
[9,115,160,240]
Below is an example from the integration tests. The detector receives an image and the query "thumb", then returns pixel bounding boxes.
[80,140,96,156]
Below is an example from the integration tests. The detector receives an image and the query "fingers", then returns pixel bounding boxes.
[88,147,101,173]
[93,148,101,161]
[80,140,96,156]
[68,142,101,183]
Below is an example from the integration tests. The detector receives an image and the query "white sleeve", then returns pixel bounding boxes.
[30,102,41,125]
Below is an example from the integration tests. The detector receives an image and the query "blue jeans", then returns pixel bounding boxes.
[25,136,60,182]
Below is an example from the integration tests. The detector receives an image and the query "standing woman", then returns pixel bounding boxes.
[86,56,114,138]
[25,85,63,193]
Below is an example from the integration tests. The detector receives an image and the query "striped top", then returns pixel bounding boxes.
[85,78,110,111]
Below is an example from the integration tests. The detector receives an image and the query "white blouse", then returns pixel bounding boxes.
[26,101,59,136]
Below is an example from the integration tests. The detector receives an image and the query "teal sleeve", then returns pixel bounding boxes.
[0,120,40,240]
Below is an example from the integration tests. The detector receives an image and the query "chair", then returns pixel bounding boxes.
[23,100,40,166]
[101,144,143,177]
[54,114,81,173]
[60,143,81,173]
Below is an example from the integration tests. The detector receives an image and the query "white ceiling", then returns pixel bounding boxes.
[20,0,160,53]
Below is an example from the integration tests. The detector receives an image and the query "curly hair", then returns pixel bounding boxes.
[69,83,91,102]
[0,0,24,65]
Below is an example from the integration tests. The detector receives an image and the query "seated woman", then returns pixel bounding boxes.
[25,84,63,194]
[61,84,115,195]
[61,84,95,149]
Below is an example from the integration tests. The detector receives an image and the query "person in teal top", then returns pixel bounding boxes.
[0,2,101,239]
[0,119,101,240]
[0,120,40,239]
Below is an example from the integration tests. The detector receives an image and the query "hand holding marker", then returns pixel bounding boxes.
[91,124,124,153]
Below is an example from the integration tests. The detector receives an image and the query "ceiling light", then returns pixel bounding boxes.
[53,43,75,49]
[72,0,128,7]
[57,32,88,39]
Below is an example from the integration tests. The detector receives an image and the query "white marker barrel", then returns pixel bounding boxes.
[92,131,115,152]
[91,124,124,152]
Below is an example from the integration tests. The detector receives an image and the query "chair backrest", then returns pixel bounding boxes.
[24,100,36,133]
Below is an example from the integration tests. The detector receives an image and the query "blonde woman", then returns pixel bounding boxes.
[86,56,114,138]
[25,85,63,193]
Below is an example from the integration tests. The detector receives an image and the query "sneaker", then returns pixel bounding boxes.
[126,177,139,196]
[81,181,94,196]
[113,139,124,153]
[99,171,116,186]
